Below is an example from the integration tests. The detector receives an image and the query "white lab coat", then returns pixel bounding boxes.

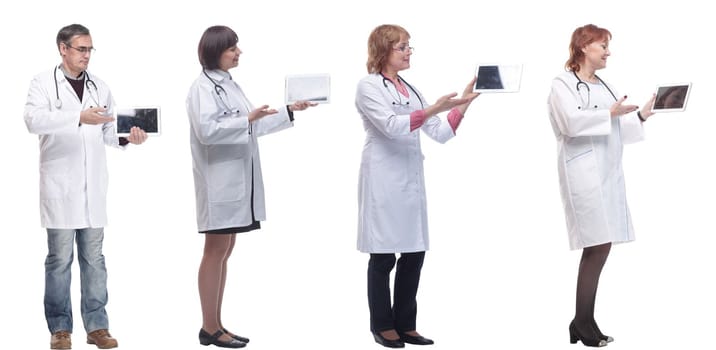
[187,70,293,232]
[355,73,456,253]
[548,71,644,250]
[24,67,120,229]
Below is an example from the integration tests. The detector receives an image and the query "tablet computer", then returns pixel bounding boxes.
[116,107,161,136]
[285,74,331,104]
[473,64,523,93]
[652,83,691,112]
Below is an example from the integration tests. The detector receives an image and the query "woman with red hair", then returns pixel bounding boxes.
[548,24,656,347]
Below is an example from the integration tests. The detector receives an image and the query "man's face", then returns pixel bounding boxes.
[60,34,93,76]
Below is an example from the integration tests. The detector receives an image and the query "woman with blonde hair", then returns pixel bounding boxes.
[355,24,479,348]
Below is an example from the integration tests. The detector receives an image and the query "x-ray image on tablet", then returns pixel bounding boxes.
[473,64,523,93]
[652,83,692,112]
[285,74,331,104]
[116,107,161,136]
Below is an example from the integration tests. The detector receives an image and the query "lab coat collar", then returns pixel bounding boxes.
[205,69,232,82]
[57,64,86,81]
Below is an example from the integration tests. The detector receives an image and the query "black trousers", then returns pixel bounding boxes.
[367,251,425,333]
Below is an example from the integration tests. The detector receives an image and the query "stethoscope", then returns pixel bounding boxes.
[203,69,240,115]
[573,71,617,109]
[380,73,424,108]
[53,65,100,109]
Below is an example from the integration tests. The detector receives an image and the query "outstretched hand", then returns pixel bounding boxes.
[249,105,278,122]
[609,95,638,117]
[430,93,469,115]
[80,106,114,125]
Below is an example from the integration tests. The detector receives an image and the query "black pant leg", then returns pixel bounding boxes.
[367,253,397,332]
[393,251,425,332]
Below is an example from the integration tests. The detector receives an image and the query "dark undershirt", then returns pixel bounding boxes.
[67,74,128,145]
[66,75,84,100]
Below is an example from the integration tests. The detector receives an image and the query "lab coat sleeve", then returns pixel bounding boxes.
[355,78,411,138]
[24,75,81,135]
[253,105,294,137]
[548,78,611,137]
[415,89,456,144]
[186,81,250,145]
[619,113,645,144]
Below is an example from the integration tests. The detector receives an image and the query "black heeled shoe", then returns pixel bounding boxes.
[199,329,246,348]
[591,321,614,343]
[399,332,434,345]
[372,332,405,348]
[222,328,250,344]
[569,321,607,347]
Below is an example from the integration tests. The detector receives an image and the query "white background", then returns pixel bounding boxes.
[1,1,714,349]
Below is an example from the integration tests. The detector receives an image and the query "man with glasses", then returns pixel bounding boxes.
[24,23,147,349]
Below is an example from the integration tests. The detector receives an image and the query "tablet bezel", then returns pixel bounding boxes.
[473,63,523,93]
[651,83,692,113]
[115,106,161,136]
[285,73,331,104]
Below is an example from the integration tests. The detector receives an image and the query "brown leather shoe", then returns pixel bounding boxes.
[86,329,118,349]
[51,330,72,349]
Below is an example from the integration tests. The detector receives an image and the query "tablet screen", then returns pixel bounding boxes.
[652,83,691,112]
[473,64,523,93]
[285,74,331,104]
[116,107,161,135]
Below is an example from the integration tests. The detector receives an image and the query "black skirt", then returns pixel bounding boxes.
[200,220,260,234]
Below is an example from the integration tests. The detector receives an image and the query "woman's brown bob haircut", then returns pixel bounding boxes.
[198,25,238,70]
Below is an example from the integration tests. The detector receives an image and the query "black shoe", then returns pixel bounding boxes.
[199,329,246,348]
[222,328,250,344]
[399,332,434,345]
[591,321,614,343]
[372,332,405,348]
[569,321,607,347]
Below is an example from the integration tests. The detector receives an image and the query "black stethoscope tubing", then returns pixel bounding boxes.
[573,70,617,109]
[53,65,99,109]
[380,73,424,108]
[203,69,240,115]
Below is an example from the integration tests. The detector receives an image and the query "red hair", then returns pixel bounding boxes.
[565,24,612,72]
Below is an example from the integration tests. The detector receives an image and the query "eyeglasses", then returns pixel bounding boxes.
[65,43,95,54]
[393,45,414,53]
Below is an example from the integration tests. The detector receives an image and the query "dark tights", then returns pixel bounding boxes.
[573,242,611,338]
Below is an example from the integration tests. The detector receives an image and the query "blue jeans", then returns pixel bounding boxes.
[44,228,109,334]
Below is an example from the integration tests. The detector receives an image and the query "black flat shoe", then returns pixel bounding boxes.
[222,328,250,344]
[199,329,246,348]
[569,321,607,347]
[399,333,434,345]
[373,332,405,348]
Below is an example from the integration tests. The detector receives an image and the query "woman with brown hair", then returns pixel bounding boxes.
[186,25,316,348]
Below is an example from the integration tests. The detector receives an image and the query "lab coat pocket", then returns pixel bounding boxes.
[565,149,599,197]
[40,174,70,200]
[207,159,246,203]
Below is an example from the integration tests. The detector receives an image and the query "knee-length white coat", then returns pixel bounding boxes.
[355,73,456,253]
[548,71,644,250]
